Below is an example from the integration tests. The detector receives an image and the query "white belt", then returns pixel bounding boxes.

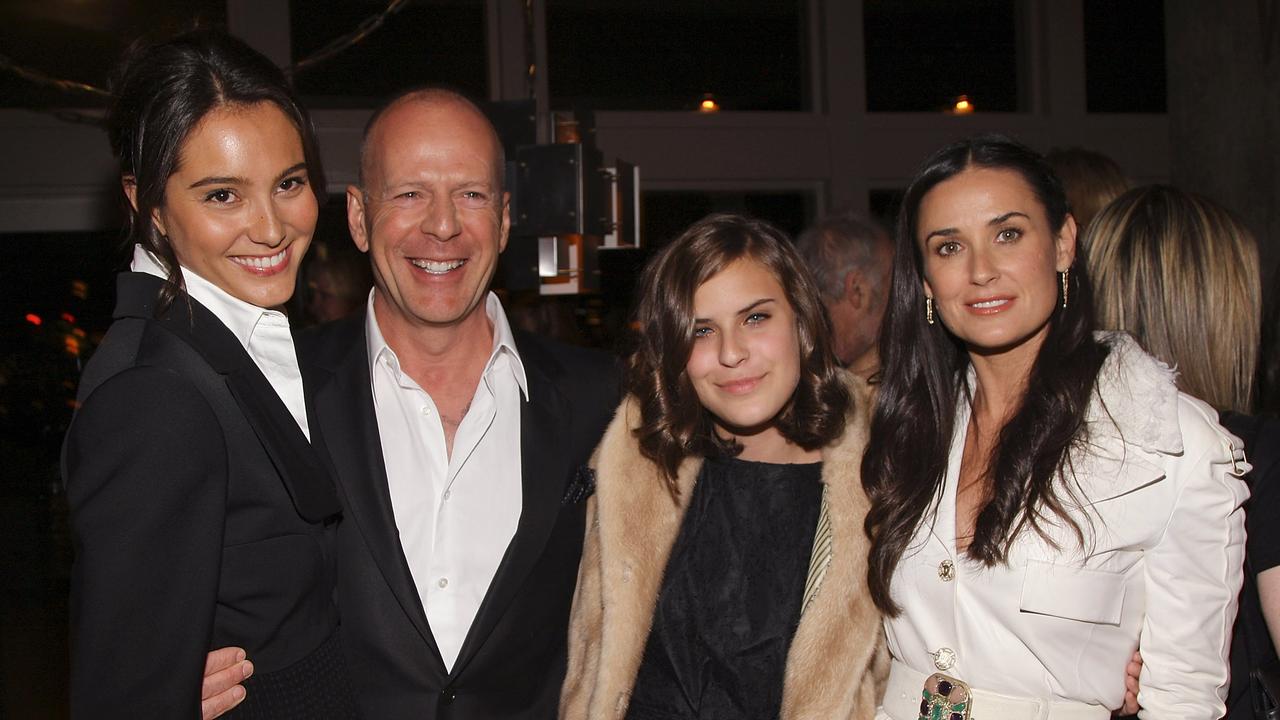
[881,660,1110,720]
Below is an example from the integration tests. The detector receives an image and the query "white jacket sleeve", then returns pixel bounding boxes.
[1137,396,1249,719]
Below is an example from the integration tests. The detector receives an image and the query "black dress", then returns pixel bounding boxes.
[1223,411,1280,720]
[626,456,823,720]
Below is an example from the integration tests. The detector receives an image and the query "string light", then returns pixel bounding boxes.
[288,0,411,77]
[952,95,975,114]
[0,0,410,125]
[699,94,720,113]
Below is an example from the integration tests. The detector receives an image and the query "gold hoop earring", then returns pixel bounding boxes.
[1061,269,1070,309]
[926,296,935,325]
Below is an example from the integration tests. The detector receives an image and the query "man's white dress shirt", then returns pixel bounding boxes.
[131,246,309,439]
[366,291,526,671]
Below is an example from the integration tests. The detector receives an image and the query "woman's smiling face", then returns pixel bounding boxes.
[151,101,316,308]
[917,166,1076,362]
[684,257,803,445]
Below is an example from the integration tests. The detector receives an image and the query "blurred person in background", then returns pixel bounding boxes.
[1046,147,1129,235]
[295,238,373,325]
[796,211,894,377]
[1088,184,1277,720]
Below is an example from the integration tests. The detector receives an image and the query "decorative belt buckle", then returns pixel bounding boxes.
[918,672,972,720]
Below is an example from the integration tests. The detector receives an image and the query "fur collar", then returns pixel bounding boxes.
[1088,331,1184,456]
[1066,332,1186,505]
[563,372,885,719]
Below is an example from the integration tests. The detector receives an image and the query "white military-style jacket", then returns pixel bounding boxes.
[882,332,1249,718]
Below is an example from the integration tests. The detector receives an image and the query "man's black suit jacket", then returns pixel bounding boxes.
[299,313,618,719]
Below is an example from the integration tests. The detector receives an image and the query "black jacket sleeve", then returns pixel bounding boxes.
[65,365,228,718]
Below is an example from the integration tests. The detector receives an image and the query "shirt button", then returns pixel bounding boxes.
[938,559,955,582]
[421,406,431,416]
[437,577,449,589]
[442,489,452,501]
[932,647,957,671]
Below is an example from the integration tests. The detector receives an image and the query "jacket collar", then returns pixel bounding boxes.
[1072,332,1184,505]
[362,290,530,402]
[115,271,246,373]
[114,272,341,523]
[130,244,289,358]
[952,331,1184,509]
[581,372,883,718]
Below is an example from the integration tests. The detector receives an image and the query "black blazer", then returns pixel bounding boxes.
[63,272,353,718]
[299,312,618,719]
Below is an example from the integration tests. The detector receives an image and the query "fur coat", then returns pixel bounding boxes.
[559,374,887,719]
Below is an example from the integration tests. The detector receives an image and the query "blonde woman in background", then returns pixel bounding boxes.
[1088,184,1276,720]
[1088,185,1260,413]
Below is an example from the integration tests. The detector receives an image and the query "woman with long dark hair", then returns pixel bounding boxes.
[560,213,885,719]
[863,135,1247,719]
[63,31,354,717]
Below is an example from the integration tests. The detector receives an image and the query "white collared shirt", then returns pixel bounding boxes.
[366,291,526,671]
[130,246,309,440]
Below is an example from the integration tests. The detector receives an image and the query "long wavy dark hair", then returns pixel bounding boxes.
[862,135,1110,615]
[107,29,325,313]
[626,212,850,498]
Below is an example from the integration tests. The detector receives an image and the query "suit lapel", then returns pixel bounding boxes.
[450,342,569,677]
[305,323,445,667]
[223,366,340,523]
[116,272,340,523]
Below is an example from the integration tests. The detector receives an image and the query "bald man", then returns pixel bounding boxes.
[204,89,617,719]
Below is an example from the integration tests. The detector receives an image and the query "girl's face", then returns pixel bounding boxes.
[151,101,317,309]
[685,257,803,447]
[916,166,1075,363]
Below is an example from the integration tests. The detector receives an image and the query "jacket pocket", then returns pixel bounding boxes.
[1018,559,1125,625]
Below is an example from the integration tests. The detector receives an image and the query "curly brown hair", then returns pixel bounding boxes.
[625,212,851,497]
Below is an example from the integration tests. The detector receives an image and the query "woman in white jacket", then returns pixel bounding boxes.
[863,134,1249,720]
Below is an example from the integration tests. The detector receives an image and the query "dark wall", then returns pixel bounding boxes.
[1166,1,1280,289]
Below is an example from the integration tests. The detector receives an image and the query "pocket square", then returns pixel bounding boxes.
[562,466,597,505]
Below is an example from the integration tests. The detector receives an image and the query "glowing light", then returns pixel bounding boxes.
[61,312,76,323]
[953,95,974,114]
[699,94,720,113]
[25,313,42,326]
